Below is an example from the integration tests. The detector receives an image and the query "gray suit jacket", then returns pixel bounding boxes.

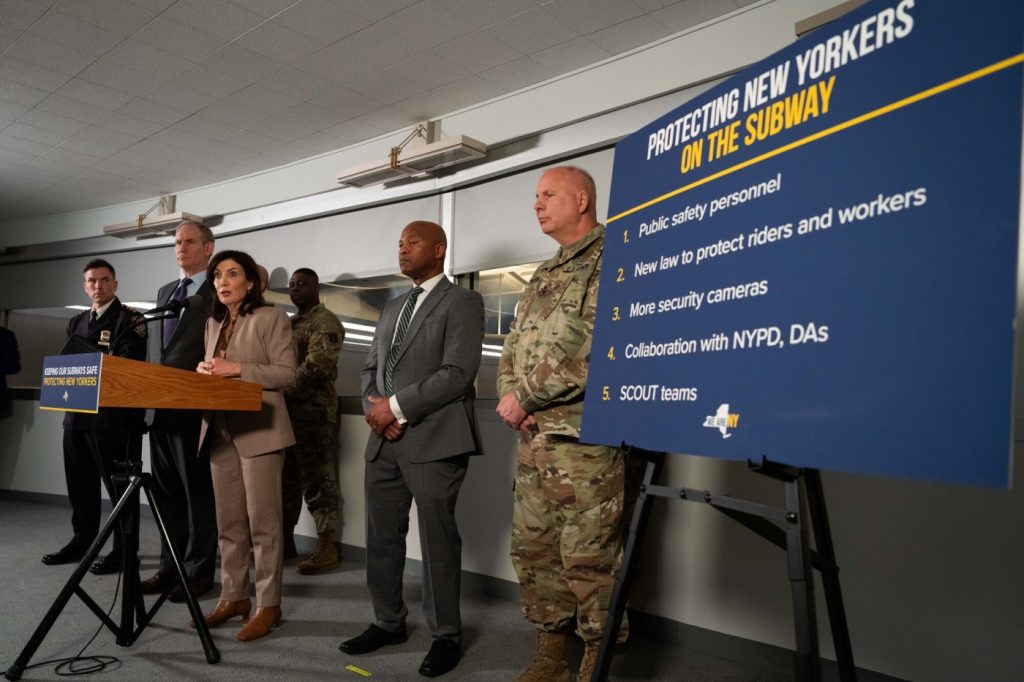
[361,277,484,463]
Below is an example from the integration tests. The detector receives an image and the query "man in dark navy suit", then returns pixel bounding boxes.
[141,221,218,603]
[42,259,147,574]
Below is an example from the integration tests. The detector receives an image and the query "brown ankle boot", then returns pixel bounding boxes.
[295,531,340,575]
[516,631,570,682]
[191,599,251,629]
[237,606,281,641]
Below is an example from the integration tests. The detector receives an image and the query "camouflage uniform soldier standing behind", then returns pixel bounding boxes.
[497,166,627,682]
[283,268,345,574]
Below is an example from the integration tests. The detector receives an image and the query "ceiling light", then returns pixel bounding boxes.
[337,121,486,188]
[103,195,205,239]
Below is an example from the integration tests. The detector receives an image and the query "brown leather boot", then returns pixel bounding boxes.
[516,630,570,682]
[295,531,340,575]
[190,599,251,629]
[237,606,281,641]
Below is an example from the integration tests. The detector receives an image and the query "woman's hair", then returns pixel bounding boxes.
[207,249,267,321]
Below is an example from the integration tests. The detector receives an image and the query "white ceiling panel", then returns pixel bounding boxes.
[4,35,97,76]
[168,114,243,141]
[530,36,611,73]
[76,60,156,96]
[18,108,89,135]
[35,94,113,127]
[272,0,369,45]
[131,16,225,61]
[547,0,647,34]
[116,98,191,126]
[587,14,672,55]
[103,40,195,80]
[200,43,286,84]
[260,67,334,100]
[0,55,72,92]
[167,65,249,98]
[432,31,522,74]
[478,56,556,91]
[93,111,163,138]
[54,0,157,37]
[24,9,123,56]
[233,19,325,65]
[333,0,420,23]
[0,0,56,31]
[484,7,580,54]
[3,121,69,146]
[164,0,264,42]
[54,80,135,111]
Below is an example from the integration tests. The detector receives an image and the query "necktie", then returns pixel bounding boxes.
[383,286,423,395]
[162,277,191,345]
[89,310,97,325]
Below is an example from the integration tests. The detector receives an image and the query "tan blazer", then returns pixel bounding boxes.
[199,306,297,457]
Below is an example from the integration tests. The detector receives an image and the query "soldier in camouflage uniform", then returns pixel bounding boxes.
[283,268,345,574]
[497,166,627,682]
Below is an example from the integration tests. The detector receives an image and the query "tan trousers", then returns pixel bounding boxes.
[209,435,284,608]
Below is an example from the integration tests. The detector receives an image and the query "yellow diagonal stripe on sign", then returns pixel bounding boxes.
[607,53,1024,224]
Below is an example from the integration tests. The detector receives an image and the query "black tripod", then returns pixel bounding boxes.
[5,460,220,680]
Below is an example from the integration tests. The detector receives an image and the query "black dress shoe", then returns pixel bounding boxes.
[418,639,461,677]
[140,571,171,594]
[41,543,86,565]
[89,552,122,575]
[169,574,214,603]
[338,624,408,655]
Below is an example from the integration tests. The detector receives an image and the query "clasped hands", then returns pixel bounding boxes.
[196,357,242,377]
[366,395,405,441]
[497,391,536,432]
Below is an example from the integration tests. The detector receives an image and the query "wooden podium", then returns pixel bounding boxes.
[8,354,263,680]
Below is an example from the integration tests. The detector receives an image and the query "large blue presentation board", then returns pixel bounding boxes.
[581,0,1023,487]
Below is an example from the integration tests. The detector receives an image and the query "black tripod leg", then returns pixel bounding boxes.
[140,478,220,664]
[786,474,820,682]
[805,469,856,682]
[593,449,666,682]
[4,475,143,681]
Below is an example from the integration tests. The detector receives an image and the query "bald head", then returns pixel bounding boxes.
[534,165,599,246]
[398,220,447,284]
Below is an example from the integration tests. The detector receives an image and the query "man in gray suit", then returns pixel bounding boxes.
[339,221,484,678]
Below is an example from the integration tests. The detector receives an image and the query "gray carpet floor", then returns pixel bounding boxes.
[0,497,889,681]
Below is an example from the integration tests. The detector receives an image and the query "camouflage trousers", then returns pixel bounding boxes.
[510,431,628,643]
[282,420,341,535]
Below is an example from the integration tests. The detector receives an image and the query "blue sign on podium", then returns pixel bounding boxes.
[40,353,103,414]
[581,0,1023,487]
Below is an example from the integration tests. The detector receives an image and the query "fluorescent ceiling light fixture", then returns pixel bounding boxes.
[337,121,486,188]
[103,195,205,239]
[65,305,90,311]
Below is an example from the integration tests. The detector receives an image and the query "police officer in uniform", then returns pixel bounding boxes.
[42,258,147,574]
[282,268,344,574]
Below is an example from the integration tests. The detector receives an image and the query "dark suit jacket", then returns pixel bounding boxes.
[361,277,485,463]
[63,297,147,431]
[199,306,297,458]
[151,278,213,430]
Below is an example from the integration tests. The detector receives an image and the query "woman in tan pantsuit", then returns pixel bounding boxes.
[196,249,296,642]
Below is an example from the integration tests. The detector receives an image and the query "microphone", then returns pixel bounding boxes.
[144,293,205,317]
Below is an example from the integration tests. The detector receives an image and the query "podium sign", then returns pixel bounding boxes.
[581,0,1023,487]
[40,353,102,414]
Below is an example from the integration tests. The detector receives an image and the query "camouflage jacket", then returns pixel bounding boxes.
[285,303,344,423]
[497,224,604,438]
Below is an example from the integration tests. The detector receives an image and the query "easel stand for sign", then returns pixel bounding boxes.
[5,355,262,681]
[593,447,856,682]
